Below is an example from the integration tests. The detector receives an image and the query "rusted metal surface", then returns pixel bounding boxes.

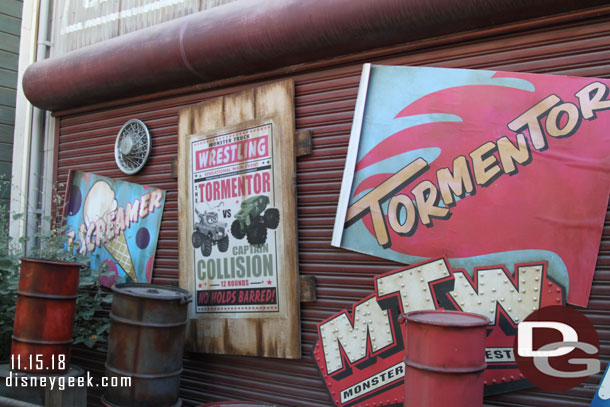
[0,395,42,407]
[295,130,313,158]
[54,9,610,407]
[196,403,277,407]
[103,284,191,407]
[403,310,489,407]
[11,258,80,375]
[22,0,610,111]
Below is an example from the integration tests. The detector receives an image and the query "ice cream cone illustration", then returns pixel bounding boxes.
[103,233,136,282]
[83,180,137,282]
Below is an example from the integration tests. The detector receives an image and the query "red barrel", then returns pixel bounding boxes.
[403,310,490,407]
[197,403,277,407]
[11,258,81,375]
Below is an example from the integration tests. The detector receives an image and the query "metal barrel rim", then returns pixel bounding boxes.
[105,364,184,379]
[19,257,85,268]
[101,394,182,407]
[404,357,487,374]
[111,283,192,303]
[16,290,78,300]
[11,335,73,345]
[403,310,491,328]
[109,312,187,328]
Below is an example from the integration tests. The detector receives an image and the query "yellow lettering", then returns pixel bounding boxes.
[436,156,474,206]
[575,81,610,120]
[507,95,560,150]
[345,158,429,247]
[497,134,530,174]
[411,180,449,226]
[546,102,581,138]
[388,194,417,235]
[470,142,502,187]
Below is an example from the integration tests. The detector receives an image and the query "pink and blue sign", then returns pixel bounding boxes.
[333,64,610,307]
[64,171,166,287]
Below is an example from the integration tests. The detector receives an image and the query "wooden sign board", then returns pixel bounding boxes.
[178,80,300,358]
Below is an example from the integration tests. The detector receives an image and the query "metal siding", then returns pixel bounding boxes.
[61,11,610,407]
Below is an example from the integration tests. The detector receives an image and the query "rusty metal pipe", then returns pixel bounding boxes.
[23,0,607,111]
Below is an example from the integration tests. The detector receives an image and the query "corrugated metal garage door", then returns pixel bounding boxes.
[56,8,610,407]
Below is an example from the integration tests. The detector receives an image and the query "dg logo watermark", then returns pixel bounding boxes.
[513,305,600,391]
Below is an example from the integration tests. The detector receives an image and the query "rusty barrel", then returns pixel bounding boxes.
[11,258,81,375]
[102,283,192,407]
[197,403,277,407]
[403,310,490,407]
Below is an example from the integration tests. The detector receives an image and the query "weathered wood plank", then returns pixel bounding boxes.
[53,0,238,56]
[0,124,14,143]
[0,162,12,179]
[178,80,300,359]
[295,130,313,157]
[0,87,16,107]
[0,51,18,71]
[0,142,13,163]
[0,32,19,54]
[201,0,236,8]
[0,69,17,89]
[0,14,22,36]
[53,0,120,56]
[0,106,15,126]
[1,0,23,19]
[118,0,200,36]
[299,275,317,302]
[0,186,10,204]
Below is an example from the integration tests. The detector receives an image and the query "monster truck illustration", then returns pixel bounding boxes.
[192,209,229,256]
[230,195,280,246]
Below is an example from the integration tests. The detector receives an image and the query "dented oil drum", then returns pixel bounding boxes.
[11,258,81,375]
[197,403,278,407]
[403,310,490,407]
[102,284,192,407]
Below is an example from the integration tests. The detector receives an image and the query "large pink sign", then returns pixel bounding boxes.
[333,64,610,307]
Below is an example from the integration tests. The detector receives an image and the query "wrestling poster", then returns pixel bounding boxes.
[189,123,280,314]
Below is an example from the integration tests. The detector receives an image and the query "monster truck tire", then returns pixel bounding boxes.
[201,236,213,257]
[263,208,280,229]
[231,220,246,239]
[192,231,204,248]
[247,221,267,246]
[218,236,229,252]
